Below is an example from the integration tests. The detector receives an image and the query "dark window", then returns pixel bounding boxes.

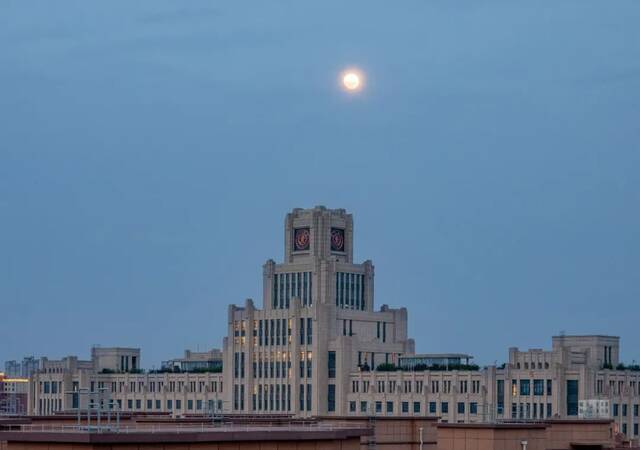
[414,402,421,413]
[386,401,393,413]
[613,404,619,417]
[273,274,278,308]
[328,384,336,412]
[533,379,544,396]
[470,402,478,415]
[270,319,275,345]
[234,352,239,378]
[328,351,336,378]
[234,384,239,410]
[361,401,368,413]
[458,402,465,414]
[429,402,436,414]
[349,401,356,412]
[566,380,578,416]
[375,401,382,413]
[546,379,552,396]
[402,402,409,413]
[520,379,530,396]
[623,404,628,417]
[299,384,304,411]
[497,379,504,415]
[441,402,448,414]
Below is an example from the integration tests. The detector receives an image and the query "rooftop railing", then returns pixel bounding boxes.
[7,421,366,434]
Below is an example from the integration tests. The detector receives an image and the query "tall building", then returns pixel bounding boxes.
[223,206,414,416]
[25,207,640,439]
[4,357,39,379]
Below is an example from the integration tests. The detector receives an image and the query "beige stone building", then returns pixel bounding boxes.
[30,349,223,417]
[26,207,640,439]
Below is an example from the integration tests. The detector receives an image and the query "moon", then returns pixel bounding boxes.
[343,72,361,90]
[341,69,364,92]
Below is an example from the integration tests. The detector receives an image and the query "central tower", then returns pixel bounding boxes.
[224,206,414,417]
[285,207,354,264]
[262,206,374,313]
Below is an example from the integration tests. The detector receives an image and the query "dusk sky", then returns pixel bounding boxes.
[1,0,639,368]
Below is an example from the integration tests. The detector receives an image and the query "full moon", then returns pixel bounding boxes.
[342,72,361,91]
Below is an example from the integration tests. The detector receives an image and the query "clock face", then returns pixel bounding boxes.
[331,228,345,252]
[294,228,310,251]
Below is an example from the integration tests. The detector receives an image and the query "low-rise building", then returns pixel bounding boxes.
[161,349,223,373]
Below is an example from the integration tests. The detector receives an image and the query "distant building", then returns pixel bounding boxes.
[0,373,28,415]
[4,357,38,379]
[161,349,223,372]
[25,207,640,440]
[398,354,474,370]
[91,347,141,373]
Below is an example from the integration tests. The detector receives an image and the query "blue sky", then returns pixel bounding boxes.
[1,0,639,368]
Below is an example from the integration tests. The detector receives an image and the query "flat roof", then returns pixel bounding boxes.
[400,353,473,359]
[552,335,619,339]
[0,425,371,444]
[438,419,613,429]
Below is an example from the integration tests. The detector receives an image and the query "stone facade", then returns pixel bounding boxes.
[223,207,414,417]
[24,207,640,439]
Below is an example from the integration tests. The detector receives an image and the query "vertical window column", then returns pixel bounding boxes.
[278,273,284,308]
[361,275,365,310]
[285,273,290,308]
[308,272,312,305]
[303,272,308,306]
[355,274,360,310]
[273,274,278,309]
